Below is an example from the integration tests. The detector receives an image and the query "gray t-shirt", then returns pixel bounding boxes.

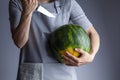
[9,0,93,80]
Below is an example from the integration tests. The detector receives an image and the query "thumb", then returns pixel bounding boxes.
[75,48,86,55]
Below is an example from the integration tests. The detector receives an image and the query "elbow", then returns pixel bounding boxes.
[87,26,100,39]
[14,40,24,48]
[90,28,100,42]
[86,26,100,44]
[11,28,28,48]
[15,43,24,49]
[91,29,100,39]
[88,27,100,47]
[12,36,27,49]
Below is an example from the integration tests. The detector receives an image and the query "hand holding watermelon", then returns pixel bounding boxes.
[61,48,94,66]
[50,24,91,63]
[50,24,100,66]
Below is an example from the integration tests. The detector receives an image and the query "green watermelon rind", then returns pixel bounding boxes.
[50,24,91,62]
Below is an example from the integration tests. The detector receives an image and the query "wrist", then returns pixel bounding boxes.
[22,10,33,17]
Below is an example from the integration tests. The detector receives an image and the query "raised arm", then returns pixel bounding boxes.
[10,0,38,48]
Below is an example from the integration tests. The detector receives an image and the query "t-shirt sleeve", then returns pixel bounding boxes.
[70,0,93,30]
[9,0,21,30]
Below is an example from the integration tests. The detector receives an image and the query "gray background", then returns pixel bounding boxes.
[0,0,120,80]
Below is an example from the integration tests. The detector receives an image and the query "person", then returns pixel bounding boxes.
[9,0,100,80]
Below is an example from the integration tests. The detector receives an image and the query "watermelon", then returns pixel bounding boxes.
[50,24,91,62]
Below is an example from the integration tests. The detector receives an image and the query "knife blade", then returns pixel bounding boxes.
[37,6,56,18]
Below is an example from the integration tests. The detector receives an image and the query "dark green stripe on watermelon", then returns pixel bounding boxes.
[50,24,91,62]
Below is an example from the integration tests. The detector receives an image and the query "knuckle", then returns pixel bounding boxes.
[89,60,93,63]
[76,63,80,66]
[76,59,81,63]
[87,59,93,63]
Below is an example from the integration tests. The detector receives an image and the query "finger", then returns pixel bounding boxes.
[33,0,37,3]
[66,63,81,66]
[35,0,37,3]
[32,0,35,3]
[65,51,81,63]
[27,0,31,4]
[61,59,69,64]
[35,0,38,6]
[66,62,87,66]
[75,48,86,55]
[28,0,30,2]
[62,55,76,65]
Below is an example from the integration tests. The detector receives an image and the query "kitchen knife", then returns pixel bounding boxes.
[37,6,56,18]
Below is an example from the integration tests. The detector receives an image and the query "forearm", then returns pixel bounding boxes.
[62,26,100,66]
[11,0,38,48]
[87,27,100,57]
[12,12,32,48]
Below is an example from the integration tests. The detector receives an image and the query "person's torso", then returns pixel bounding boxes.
[19,0,72,63]
[16,0,77,80]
